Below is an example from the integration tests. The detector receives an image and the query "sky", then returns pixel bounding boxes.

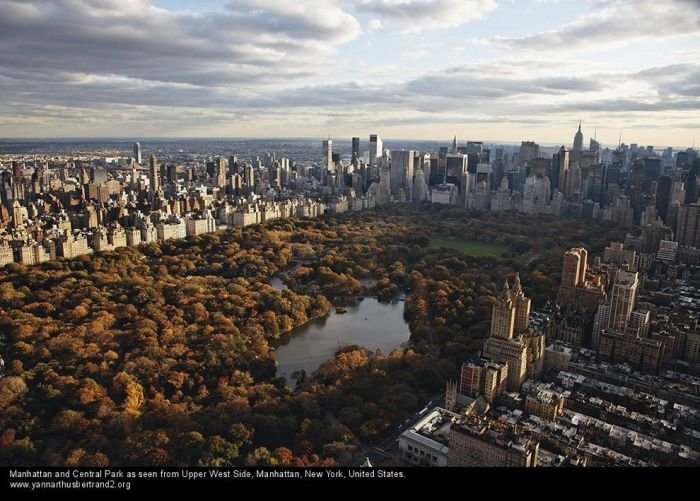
[0,0,699,146]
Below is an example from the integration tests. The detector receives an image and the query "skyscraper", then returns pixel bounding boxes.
[369,134,383,165]
[556,247,607,309]
[149,154,160,192]
[215,157,227,189]
[573,122,584,152]
[685,158,699,204]
[322,139,333,171]
[489,281,516,340]
[551,146,569,195]
[445,153,468,190]
[511,274,531,333]
[244,164,255,192]
[390,150,414,197]
[482,279,534,391]
[609,270,639,331]
[412,167,427,202]
[518,141,540,167]
[561,247,587,288]
[676,202,700,248]
[591,303,611,350]
[167,164,178,185]
[351,137,360,164]
[133,142,142,164]
[655,175,672,223]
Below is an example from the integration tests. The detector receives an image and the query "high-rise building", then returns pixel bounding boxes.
[149,154,160,192]
[519,141,540,167]
[351,137,360,164]
[90,167,108,185]
[133,142,142,164]
[369,134,383,165]
[685,158,699,204]
[591,303,610,350]
[12,199,24,228]
[603,241,635,267]
[322,139,333,171]
[482,279,535,391]
[609,270,639,331]
[228,156,239,175]
[599,305,666,374]
[511,274,531,333]
[214,157,227,189]
[561,247,587,288]
[413,167,427,202]
[445,153,468,191]
[390,150,414,197]
[676,202,700,248]
[557,247,607,309]
[655,175,672,223]
[489,282,516,340]
[167,164,178,185]
[244,164,255,192]
[573,122,584,152]
[459,359,508,404]
[551,146,569,194]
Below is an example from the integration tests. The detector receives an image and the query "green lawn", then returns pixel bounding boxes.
[428,237,507,257]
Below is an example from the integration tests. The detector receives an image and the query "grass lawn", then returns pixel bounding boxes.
[428,237,507,257]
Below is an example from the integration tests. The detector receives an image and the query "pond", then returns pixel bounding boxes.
[274,297,410,386]
[270,276,287,291]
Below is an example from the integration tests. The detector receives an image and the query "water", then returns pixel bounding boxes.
[270,277,287,291]
[274,298,410,386]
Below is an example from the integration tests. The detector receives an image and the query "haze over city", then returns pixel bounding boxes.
[1,0,699,145]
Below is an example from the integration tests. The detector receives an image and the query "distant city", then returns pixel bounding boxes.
[1,125,698,267]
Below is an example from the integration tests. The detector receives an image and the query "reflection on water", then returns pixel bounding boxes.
[274,298,409,386]
[270,277,287,291]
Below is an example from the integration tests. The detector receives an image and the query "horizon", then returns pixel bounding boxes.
[0,0,698,144]
[0,135,694,151]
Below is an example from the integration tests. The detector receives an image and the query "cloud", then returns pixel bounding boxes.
[402,49,429,59]
[351,0,498,32]
[492,0,700,50]
[368,18,384,31]
[0,0,697,143]
[0,0,361,88]
[2,54,698,137]
[404,67,604,100]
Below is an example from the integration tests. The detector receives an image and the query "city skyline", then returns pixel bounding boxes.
[0,0,699,145]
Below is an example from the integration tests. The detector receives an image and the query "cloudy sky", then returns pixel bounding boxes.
[0,0,699,146]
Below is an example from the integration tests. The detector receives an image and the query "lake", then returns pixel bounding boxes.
[274,297,410,386]
[270,276,287,291]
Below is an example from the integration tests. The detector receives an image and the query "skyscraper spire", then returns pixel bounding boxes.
[501,278,510,298]
[513,273,522,294]
[573,121,584,151]
[451,135,457,154]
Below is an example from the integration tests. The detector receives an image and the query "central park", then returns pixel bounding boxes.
[0,203,630,466]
